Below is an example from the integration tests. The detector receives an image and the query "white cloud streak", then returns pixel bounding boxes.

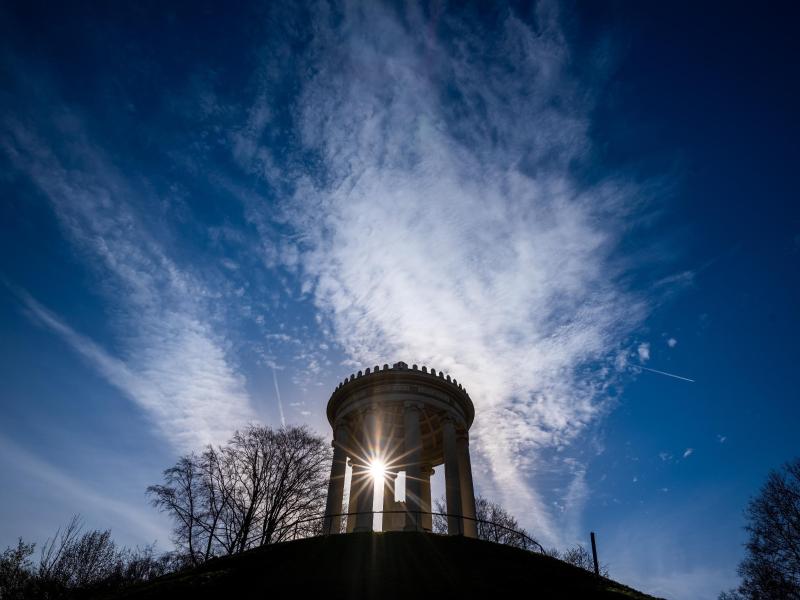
[271,367,286,427]
[2,118,256,451]
[635,364,695,383]
[238,2,651,544]
[560,464,589,544]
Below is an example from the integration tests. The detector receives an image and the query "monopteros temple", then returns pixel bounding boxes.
[323,361,478,537]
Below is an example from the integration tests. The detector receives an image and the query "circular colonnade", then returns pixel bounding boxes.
[323,361,478,537]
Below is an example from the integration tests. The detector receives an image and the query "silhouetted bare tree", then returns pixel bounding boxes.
[720,458,800,600]
[432,495,537,550]
[0,538,35,599]
[548,544,609,577]
[148,424,330,562]
[0,515,173,599]
[430,495,610,576]
[143,456,205,565]
[38,515,120,589]
[117,544,178,584]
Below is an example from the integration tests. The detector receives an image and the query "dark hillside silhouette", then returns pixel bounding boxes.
[111,532,661,600]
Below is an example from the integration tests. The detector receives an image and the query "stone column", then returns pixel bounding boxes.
[442,415,463,535]
[345,457,358,533]
[382,472,398,531]
[457,430,478,538]
[403,401,423,531]
[323,423,349,534]
[420,464,434,532]
[354,407,378,532]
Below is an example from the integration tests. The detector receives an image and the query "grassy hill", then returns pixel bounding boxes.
[111,532,662,600]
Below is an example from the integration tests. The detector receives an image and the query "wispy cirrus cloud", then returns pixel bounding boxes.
[2,114,256,451]
[235,2,653,544]
[1,0,663,546]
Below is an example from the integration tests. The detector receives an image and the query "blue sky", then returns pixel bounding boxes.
[1,2,798,598]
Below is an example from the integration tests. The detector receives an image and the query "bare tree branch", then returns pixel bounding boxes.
[147,424,330,562]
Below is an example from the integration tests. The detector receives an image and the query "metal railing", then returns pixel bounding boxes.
[269,510,544,554]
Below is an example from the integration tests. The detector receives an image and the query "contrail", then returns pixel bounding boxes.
[633,364,695,383]
[271,367,286,426]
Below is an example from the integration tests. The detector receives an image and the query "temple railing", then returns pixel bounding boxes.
[269,510,545,554]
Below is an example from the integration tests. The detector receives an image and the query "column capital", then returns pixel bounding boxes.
[456,430,469,442]
[332,423,350,450]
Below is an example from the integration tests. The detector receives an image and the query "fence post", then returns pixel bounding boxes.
[590,531,599,576]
